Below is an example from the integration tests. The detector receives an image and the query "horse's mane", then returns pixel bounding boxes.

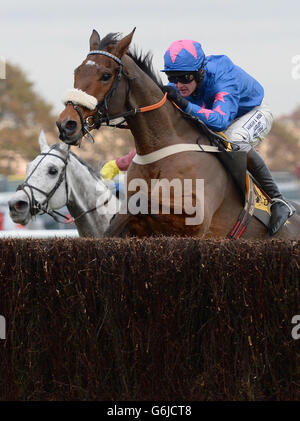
[99,32,120,49]
[127,48,163,88]
[100,32,163,88]
[53,143,101,181]
[70,152,101,181]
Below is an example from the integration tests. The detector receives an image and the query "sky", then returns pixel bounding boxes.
[1,0,300,118]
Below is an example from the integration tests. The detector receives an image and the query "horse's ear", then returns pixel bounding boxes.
[114,28,136,58]
[89,29,101,51]
[38,129,49,152]
[59,141,69,153]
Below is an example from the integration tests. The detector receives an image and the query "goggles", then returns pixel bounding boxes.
[166,73,196,84]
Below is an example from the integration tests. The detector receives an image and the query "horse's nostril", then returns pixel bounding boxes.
[57,120,77,138]
[65,120,77,131]
[14,201,28,211]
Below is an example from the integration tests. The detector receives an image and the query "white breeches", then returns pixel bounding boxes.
[224,101,274,152]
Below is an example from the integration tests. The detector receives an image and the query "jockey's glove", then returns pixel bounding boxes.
[100,159,120,181]
[162,85,189,111]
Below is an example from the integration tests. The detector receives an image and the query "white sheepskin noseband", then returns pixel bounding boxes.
[63,88,98,110]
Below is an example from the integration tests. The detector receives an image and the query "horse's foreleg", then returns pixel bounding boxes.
[104,213,132,237]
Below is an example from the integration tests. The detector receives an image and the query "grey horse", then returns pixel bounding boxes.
[8,130,120,237]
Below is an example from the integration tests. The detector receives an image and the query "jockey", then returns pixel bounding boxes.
[100,149,136,181]
[100,149,136,196]
[101,39,295,236]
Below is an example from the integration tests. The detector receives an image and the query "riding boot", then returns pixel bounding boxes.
[247,148,295,236]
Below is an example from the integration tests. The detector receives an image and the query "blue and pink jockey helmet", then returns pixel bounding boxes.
[162,40,205,72]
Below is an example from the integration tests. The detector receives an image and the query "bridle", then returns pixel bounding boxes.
[17,145,113,224]
[64,49,168,141]
[17,145,70,222]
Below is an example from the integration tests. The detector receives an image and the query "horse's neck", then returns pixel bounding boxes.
[66,156,116,237]
[123,57,208,155]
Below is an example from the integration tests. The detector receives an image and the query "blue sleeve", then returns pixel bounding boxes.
[184,74,240,132]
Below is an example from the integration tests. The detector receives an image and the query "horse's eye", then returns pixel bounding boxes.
[100,73,112,82]
[48,167,58,175]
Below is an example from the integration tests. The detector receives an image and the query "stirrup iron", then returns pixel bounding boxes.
[270,198,295,217]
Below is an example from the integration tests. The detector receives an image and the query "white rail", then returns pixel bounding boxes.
[0,230,79,238]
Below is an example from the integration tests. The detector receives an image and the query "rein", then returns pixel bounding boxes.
[66,93,168,138]
[65,188,112,225]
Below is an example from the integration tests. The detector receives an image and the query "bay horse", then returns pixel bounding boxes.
[56,29,300,239]
[8,130,120,237]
